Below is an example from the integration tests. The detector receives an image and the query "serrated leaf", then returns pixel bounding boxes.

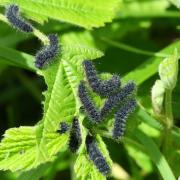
[0,126,68,171]
[159,49,179,90]
[0,0,119,29]
[74,134,112,180]
[0,44,103,171]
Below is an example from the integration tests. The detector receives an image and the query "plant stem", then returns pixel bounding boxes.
[0,13,9,24]
[162,89,173,157]
[101,37,169,58]
[165,89,173,128]
[33,28,50,45]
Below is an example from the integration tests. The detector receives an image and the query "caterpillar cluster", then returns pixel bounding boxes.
[100,81,136,119]
[85,133,111,176]
[35,34,59,69]
[78,60,137,139]
[5,4,33,33]
[83,60,120,97]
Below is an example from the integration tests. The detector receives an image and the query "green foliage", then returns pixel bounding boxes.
[0,0,180,180]
[0,0,119,28]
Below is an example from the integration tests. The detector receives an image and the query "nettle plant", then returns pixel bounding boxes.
[0,1,179,180]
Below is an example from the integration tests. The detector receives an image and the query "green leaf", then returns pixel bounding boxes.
[74,134,112,180]
[0,0,119,29]
[0,125,68,171]
[0,45,35,71]
[0,43,103,171]
[159,49,179,90]
[123,41,180,85]
[135,129,176,180]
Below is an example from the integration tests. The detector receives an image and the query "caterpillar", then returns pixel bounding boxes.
[57,122,70,134]
[83,60,120,97]
[69,118,82,153]
[85,133,111,176]
[100,81,136,119]
[113,98,137,139]
[5,4,33,33]
[78,81,101,124]
[35,34,59,69]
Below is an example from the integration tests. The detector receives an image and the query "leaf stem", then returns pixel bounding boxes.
[0,13,9,24]
[162,89,174,156]
[101,37,169,58]
[165,89,173,128]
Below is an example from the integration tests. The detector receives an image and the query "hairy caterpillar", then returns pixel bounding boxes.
[100,81,136,119]
[57,122,70,134]
[78,81,101,123]
[5,4,33,33]
[113,98,137,139]
[86,133,111,176]
[69,118,82,153]
[35,34,59,69]
[83,60,120,97]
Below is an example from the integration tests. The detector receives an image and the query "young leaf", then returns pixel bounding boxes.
[159,49,179,90]
[151,80,165,115]
[0,0,119,29]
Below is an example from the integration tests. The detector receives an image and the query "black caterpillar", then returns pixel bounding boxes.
[35,34,59,69]
[113,98,137,139]
[86,133,111,176]
[5,4,33,33]
[83,60,120,97]
[78,81,101,124]
[69,118,82,153]
[100,81,136,119]
[57,122,70,134]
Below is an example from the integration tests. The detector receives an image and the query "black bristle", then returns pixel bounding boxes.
[35,34,59,69]
[5,4,33,33]
[69,118,82,153]
[113,98,137,139]
[78,81,101,124]
[100,81,136,119]
[85,133,111,176]
[83,60,120,97]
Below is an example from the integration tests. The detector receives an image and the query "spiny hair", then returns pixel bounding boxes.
[100,81,136,119]
[35,34,59,69]
[57,122,70,134]
[5,4,33,33]
[113,98,137,139]
[85,133,111,176]
[78,81,101,124]
[69,117,82,153]
[83,60,120,97]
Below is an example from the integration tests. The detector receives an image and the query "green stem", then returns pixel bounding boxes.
[0,13,9,24]
[101,37,169,58]
[162,89,173,157]
[165,89,173,128]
